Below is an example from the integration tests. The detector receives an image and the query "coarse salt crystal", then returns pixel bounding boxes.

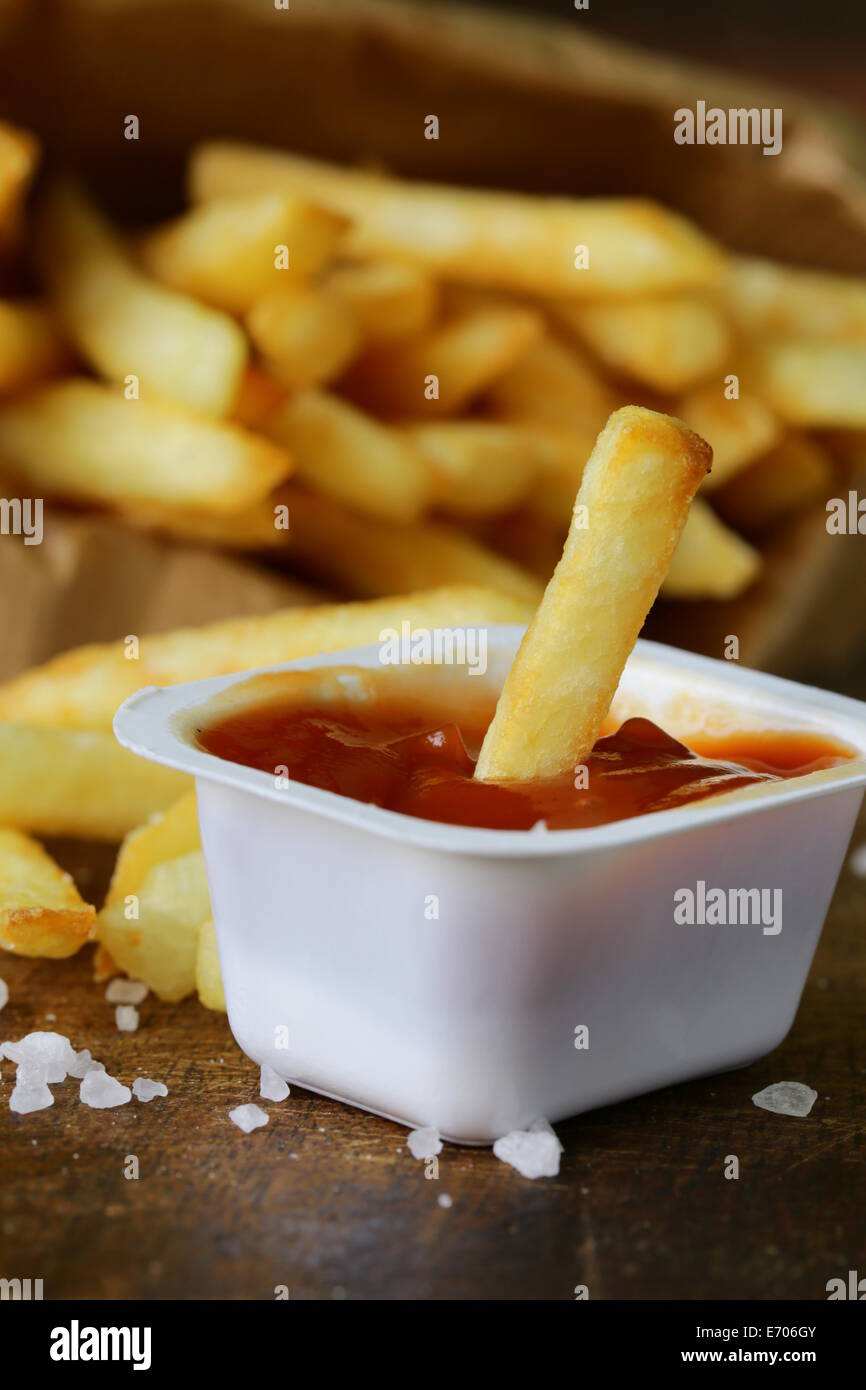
[437,1193,453,1209]
[260,1063,290,1102]
[115,1005,139,1033]
[67,1049,104,1079]
[407,1125,442,1160]
[1,1031,76,1084]
[10,1063,54,1114]
[133,1077,168,1102]
[80,1069,132,1109]
[752,1081,818,1117]
[229,1103,268,1133]
[106,978,149,1005]
[493,1118,563,1179]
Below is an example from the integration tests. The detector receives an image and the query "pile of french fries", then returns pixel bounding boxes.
[1,120,864,1012]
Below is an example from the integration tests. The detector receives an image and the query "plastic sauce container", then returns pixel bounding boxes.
[114,628,866,1143]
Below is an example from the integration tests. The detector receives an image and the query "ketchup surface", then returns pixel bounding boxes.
[196,695,852,832]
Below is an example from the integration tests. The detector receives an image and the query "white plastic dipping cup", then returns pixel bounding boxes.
[114,629,866,1144]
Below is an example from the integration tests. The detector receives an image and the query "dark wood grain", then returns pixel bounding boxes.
[1,803,864,1302]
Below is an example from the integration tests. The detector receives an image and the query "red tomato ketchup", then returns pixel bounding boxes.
[196,693,853,832]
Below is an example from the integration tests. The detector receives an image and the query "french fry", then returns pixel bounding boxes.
[321,260,438,343]
[231,366,287,428]
[408,421,536,517]
[105,790,200,908]
[0,724,190,839]
[713,433,834,531]
[283,486,544,605]
[0,826,95,958]
[0,300,71,395]
[115,497,286,551]
[483,335,615,431]
[727,257,866,342]
[478,342,605,525]
[339,304,542,418]
[246,284,361,388]
[0,379,293,513]
[553,295,730,392]
[661,496,760,598]
[475,407,711,781]
[139,191,349,314]
[265,389,433,521]
[676,385,781,491]
[190,142,723,297]
[196,919,227,1012]
[35,180,247,415]
[0,586,536,731]
[0,121,38,224]
[745,339,866,428]
[97,850,210,1001]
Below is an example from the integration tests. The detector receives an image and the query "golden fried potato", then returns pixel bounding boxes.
[0,826,95,958]
[475,407,711,780]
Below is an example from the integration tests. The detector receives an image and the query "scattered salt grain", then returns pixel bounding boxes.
[80,1069,132,1109]
[0,978,7,1012]
[133,1077,168,1103]
[493,1118,563,1179]
[1,1032,76,1083]
[407,1125,442,1160]
[229,1103,268,1133]
[260,1063,290,1102]
[106,978,149,1005]
[752,1081,818,1117]
[115,1005,139,1033]
[67,1049,103,1079]
[10,1064,54,1114]
[437,1193,453,1209]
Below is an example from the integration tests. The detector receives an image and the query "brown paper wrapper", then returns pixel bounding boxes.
[0,513,318,683]
[0,0,864,680]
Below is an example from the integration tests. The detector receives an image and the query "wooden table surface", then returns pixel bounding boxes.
[2,788,864,1302]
